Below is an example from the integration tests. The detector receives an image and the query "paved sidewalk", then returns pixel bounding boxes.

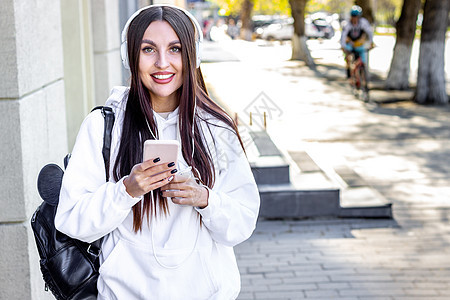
[202,39,450,299]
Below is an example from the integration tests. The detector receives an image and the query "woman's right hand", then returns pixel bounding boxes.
[123,158,177,198]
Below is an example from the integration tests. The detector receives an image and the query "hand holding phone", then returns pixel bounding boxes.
[123,140,180,198]
[174,166,192,182]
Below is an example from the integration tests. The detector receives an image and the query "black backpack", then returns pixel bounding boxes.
[31,106,115,300]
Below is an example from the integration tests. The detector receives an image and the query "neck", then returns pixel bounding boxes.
[151,94,179,113]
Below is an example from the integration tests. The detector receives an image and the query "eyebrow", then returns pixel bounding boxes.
[141,39,181,46]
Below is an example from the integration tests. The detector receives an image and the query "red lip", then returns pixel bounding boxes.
[152,71,174,75]
[151,72,175,84]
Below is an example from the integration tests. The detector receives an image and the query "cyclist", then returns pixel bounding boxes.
[340,5,374,79]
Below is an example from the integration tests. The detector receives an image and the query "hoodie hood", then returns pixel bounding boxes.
[105,86,129,111]
[105,86,180,137]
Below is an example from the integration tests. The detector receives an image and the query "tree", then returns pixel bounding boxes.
[240,0,254,41]
[253,0,290,15]
[289,0,315,68]
[376,0,401,26]
[355,0,375,24]
[385,0,422,90]
[307,0,352,15]
[414,0,450,105]
[210,0,290,21]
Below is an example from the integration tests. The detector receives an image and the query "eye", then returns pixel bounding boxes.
[170,46,181,53]
[142,47,155,54]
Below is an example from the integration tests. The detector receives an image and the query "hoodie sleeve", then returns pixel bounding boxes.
[360,18,373,43]
[195,124,260,247]
[340,22,351,48]
[55,110,142,243]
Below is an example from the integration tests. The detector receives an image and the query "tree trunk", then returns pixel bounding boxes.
[414,0,450,105]
[355,0,375,24]
[385,0,422,90]
[289,0,315,68]
[240,0,254,41]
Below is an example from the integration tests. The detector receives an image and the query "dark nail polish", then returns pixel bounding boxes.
[171,169,178,174]
[153,157,161,163]
[168,162,175,167]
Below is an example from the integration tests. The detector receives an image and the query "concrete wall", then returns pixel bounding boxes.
[0,0,67,299]
[61,0,96,150]
[62,0,124,149]
[91,0,123,108]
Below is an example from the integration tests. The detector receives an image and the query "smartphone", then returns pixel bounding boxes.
[143,140,180,166]
[175,166,192,181]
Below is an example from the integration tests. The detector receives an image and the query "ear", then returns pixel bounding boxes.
[37,164,64,206]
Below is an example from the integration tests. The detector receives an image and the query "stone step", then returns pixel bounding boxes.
[339,187,393,218]
[333,165,393,218]
[290,153,393,219]
[244,128,392,219]
[250,156,290,185]
[248,131,290,185]
[257,172,340,219]
[245,129,340,219]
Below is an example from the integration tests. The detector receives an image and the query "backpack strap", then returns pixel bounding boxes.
[89,105,115,256]
[91,106,115,182]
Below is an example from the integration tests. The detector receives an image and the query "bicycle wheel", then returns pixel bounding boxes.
[355,68,361,90]
[358,64,369,102]
[351,71,359,96]
[349,61,359,96]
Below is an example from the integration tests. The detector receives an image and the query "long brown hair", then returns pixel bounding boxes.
[113,6,244,232]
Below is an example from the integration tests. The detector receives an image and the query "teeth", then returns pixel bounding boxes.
[153,74,174,79]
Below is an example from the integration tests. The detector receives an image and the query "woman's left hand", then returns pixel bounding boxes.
[161,177,209,208]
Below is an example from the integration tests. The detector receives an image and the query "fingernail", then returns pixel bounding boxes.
[168,162,175,167]
[171,169,178,174]
[168,176,174,181]
[153,157,161,163]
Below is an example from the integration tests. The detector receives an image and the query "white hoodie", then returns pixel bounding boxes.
[55,87,260,300]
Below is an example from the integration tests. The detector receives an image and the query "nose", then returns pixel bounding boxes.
[155,52,169,69]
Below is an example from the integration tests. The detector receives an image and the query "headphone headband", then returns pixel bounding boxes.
[120,4,203,69]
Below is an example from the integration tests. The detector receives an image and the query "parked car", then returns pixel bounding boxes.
[258,18,294,40]
[257,13,335,41]
[306,13,335,39]
[253,16,292,39]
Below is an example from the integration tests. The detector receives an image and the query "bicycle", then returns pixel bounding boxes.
[348,50,370,102]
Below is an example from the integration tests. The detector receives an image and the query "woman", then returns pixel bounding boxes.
[55,4,260,300]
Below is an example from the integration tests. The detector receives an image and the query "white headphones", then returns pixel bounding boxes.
[120,4,203,70]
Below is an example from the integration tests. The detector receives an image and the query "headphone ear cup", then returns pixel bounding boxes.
[121,41,130,69]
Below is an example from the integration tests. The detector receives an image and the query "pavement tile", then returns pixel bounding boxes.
[253,291,306,299]
[393,298,450,300]
[316,282,351,290]
[339,288,405,297]
[283,276,330,283]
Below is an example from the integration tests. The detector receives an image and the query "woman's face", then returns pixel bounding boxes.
[139,20,183,107]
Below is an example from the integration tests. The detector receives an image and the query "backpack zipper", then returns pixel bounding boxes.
[31,207,39,223]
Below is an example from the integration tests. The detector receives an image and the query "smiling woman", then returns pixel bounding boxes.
[138,21,183,110]
[54,4,260,300]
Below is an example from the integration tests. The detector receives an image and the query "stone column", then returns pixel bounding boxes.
[61,0,96,149]
[0,0,67,299]
[119,0,139,85]
[91,0,123,106]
